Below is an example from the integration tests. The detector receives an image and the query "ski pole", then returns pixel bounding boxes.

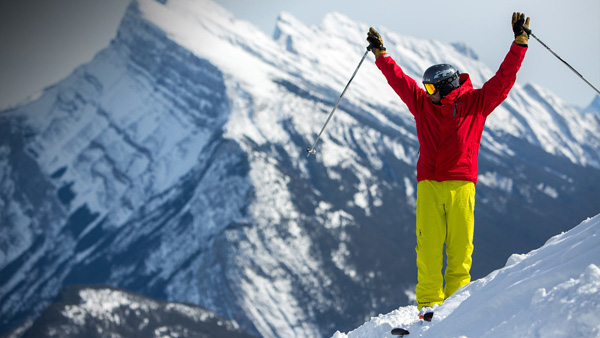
[306,45,372,157]
[523,26,600,96]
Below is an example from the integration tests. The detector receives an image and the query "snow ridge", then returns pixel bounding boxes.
[333,214,600,337]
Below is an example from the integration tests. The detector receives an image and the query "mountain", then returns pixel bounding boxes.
[580,95,600,115]
[3,285,254,338]
[333,213,600,337]
[1,0,599,337]
[9,215,599,338]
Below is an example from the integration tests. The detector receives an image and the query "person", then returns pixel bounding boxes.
[367,12,530,321]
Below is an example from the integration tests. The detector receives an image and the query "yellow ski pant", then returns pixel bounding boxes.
[415,180,475,310]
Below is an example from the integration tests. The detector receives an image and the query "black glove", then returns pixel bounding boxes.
[367,27,387,58]
[512,12,531,46]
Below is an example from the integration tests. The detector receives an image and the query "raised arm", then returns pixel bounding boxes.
[368,27,427,117]
[479,12,530,116]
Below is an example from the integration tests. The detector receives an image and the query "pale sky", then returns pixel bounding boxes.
[1,0,599,110]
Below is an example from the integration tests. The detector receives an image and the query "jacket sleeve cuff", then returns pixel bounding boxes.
[511,41,528,53]
[375,53,391,68]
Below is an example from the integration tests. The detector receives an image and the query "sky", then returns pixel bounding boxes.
[1,0,599,110]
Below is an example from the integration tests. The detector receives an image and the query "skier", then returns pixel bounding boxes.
[367,12,530,321]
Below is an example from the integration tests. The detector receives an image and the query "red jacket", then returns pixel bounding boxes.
[375,43,527,184]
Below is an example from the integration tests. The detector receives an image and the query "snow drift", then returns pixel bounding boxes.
[333,213,600,337]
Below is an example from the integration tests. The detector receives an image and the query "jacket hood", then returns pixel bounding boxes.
[440,73,473,105]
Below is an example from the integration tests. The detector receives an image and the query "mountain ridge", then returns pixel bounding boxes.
[3,284,255,338]
[1,0,599,337]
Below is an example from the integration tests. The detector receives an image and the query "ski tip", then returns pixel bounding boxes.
[423,311,434,322]
[391,327,410,336]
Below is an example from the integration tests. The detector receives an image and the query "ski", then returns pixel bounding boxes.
[391,327,410,336]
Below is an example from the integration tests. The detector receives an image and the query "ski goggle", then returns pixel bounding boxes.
[424,83,437,95]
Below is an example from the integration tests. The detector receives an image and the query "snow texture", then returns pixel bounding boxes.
[333,214,600,338]
[1,0,600,337]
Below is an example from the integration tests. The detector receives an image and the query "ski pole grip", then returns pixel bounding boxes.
[366,36,385,51]
[522,25,532,36]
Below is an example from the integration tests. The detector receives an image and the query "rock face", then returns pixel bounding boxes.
[1,0,599,337]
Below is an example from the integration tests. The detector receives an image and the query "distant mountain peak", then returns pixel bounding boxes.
[273,11,313,53]
[581,95,600,114]
[451,42,479,60]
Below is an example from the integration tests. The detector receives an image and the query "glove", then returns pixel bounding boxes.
[367,27,387,59]
[512,12,531,46]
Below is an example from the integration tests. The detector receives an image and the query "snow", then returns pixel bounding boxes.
[477,171,513,193]
[134,0,600,173]
[2,0,600,337]
[62,288,156,326]
[316,201,355,230]
[536,182,559,199]
[332,214,600,338]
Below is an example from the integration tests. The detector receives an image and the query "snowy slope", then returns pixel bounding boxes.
[333,213,600,338]
[137,0,600,169]
[1,0,600,337]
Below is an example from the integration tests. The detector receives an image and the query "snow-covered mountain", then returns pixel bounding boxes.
[333,213,600,338]
[7,214,599,338]
[4,284,254,338]
[580,95,600,115]
[1,0,599,337]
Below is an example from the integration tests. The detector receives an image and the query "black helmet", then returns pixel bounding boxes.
[422,64,461,98]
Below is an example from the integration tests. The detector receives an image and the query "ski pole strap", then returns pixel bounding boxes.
[524,26,600,96]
